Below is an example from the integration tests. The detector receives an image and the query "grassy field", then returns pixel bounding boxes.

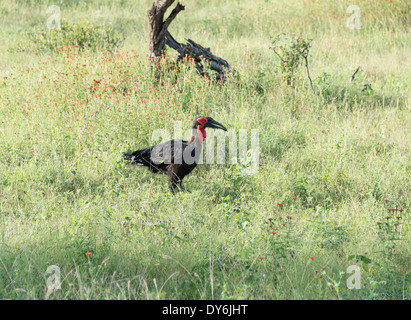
[0,0,410,300]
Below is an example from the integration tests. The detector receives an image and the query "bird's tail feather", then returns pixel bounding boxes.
[123,150,144,165]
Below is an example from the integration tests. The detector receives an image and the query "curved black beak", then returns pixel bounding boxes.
[205,118,227,131]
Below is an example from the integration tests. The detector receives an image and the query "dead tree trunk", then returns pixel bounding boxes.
[147,1,185,63]
[148,1,235,81]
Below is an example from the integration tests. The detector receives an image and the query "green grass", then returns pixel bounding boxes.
[0,0,410,299]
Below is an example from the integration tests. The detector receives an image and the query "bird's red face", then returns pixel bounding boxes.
[197,117,208,126]
[197,117,208,141]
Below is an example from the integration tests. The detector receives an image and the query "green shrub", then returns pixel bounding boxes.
[270,33,312,86]
[12,20,123,53]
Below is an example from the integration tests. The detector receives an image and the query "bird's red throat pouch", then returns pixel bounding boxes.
[198,126,206,141]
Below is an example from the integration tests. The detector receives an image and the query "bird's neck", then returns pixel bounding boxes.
[188,126,205,147]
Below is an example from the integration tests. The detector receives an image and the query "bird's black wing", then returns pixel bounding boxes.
[124,139,188,168]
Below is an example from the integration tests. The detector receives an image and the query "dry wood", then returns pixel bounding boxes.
[165,31,236,81]
[147,1,185,60]
[147,1,235,81]
[350,66,360,83]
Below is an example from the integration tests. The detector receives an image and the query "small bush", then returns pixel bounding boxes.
[270,33,312,86]
[12,20,123,54]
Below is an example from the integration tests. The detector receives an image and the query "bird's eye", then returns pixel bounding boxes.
[198,117,207,125]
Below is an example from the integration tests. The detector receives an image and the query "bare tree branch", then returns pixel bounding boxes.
[156,3,185,43]
[270,47,286,64]
[350,66,360,83]
[303,55,314,91]
[148,1,184,60]
[297,44,313,91]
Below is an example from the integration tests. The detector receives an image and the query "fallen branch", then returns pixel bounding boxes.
[165,32,236,81]
[164,31,184,58]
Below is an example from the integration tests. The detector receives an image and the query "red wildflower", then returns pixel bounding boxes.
[86,252,92,256]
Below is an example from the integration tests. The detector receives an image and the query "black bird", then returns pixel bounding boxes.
[124,116,227,194]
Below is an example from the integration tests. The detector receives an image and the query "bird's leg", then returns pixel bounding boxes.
[169,180,178,195]
[178,181,191,193]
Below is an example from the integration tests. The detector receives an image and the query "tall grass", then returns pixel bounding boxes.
[0,0,409,299]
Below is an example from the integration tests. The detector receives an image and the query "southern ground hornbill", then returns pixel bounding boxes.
[124,116,227,194]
